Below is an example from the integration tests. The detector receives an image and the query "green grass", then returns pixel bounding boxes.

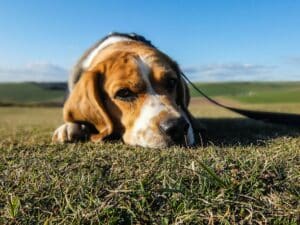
[190,82,300,104]
[0,83,65,105]
[0,104,299,224]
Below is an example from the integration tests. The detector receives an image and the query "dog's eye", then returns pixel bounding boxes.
[115,88,137,101]
[165,78,178,92]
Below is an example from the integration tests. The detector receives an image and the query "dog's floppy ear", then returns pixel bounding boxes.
[173,62,207,144]
[170,62,190,109]
[177,75,190,109]
[63,70,113,142]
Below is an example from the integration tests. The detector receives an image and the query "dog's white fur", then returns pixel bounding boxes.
[82,36,132,69]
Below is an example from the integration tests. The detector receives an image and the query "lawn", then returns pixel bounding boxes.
[0,101,299,224]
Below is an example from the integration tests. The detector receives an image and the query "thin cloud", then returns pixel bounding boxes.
[0,63,68,82]
[182,67,199,74]
[285,56,300,65]
[182,63,276,81]
[0,62,290,82]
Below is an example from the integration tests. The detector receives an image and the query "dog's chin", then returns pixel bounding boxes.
[123,137,166,148]
[139,141,170,149]
[133,140,191,149]
[123,132,165,148]
[123,133,190,148]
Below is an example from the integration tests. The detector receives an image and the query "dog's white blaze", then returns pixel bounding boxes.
[130,56,195,147]
[82,36,132,69]
[132,98,169,147]
[130,57,170,147]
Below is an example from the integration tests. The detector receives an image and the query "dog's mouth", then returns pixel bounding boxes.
[157,116,191,146]
[99,112,195,148]
[105,125,193,148]
[128,118,193,148]
[158,129,189,148]
[163,135,191,148]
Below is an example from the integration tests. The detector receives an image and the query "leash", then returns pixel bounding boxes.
[180,72,300,127]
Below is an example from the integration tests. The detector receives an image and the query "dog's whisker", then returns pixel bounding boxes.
[198,132,204,149]
[184,134,188,147]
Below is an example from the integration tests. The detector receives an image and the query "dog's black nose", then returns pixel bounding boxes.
[160,117,189,143]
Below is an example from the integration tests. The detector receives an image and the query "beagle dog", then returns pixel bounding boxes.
[52,33,196,148]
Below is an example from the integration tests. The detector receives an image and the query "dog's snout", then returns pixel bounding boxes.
[160,117,189,142]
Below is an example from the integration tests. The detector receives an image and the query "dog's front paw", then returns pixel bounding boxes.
[52,123,90,143]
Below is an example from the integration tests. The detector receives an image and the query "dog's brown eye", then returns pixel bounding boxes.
[165,78,177,92]
[115,88,137,101]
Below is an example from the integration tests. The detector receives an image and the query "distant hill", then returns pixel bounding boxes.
[0,82,66,106]
[190,82,300,103]
[34,82,67,90]
[0,81,299,106]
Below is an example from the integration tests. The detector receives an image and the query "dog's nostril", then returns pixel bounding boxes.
[160,117,189,142]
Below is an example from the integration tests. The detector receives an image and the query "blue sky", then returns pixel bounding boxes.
[0,0,300,82]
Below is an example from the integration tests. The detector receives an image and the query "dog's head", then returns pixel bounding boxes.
[64,36,195,148]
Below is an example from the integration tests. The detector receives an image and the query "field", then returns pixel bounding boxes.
[0,82,300,224]
[1,82,300,106]
[0,83,65,106]
[189,82,300,104]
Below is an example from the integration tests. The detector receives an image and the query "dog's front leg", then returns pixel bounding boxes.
[52,122,90,143]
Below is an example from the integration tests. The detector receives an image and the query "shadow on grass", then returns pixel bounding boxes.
[195,117,300,147]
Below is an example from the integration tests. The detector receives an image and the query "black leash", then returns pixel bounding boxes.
[181,72,300,127]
